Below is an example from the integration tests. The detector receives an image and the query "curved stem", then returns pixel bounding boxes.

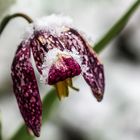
[0,13,33,35]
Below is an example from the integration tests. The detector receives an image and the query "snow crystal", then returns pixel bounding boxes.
[23,14,73,40]
[33,14,73,36]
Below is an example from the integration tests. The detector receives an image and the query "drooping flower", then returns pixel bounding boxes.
[11,15,105,137]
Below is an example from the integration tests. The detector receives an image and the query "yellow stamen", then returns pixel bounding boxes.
[66,78,79,91]
[55,80,69,100]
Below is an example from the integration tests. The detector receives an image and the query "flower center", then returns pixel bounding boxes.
[40,48,81,85]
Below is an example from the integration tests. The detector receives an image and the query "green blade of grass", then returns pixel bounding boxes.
[94,0,140,53]
[10,89,57,140]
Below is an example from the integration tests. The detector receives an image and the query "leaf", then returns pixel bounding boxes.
[10,89,58,140]
[94,0,140,53]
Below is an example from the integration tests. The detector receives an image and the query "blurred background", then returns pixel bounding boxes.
[0,0,140,140]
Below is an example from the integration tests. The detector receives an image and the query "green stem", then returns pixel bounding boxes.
[94,0,140,53]
[0,13,33,35]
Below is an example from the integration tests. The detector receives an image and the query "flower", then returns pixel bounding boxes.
[11,15,105,137]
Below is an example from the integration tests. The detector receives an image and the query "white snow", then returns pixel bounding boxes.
[23,14,73,40]
[33,14,73,35]
[22,14,94,46]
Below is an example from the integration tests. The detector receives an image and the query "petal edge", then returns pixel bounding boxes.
[11,41,42,136]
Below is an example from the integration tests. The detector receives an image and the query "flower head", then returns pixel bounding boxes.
[11,15,105,137]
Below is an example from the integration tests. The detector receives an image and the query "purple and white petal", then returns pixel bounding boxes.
[30,30,65,74]
[59,28,105,101]
[82,47,105,102]
[11,41,42,137]
[30,34,45,74]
